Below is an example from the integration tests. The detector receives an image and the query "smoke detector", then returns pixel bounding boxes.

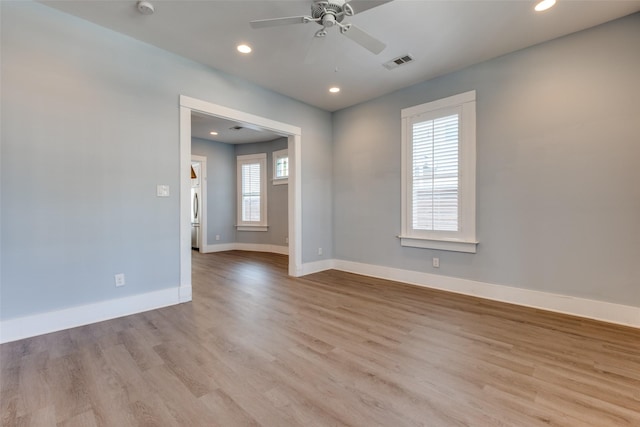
[137,1,155,15]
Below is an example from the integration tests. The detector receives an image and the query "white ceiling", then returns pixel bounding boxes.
[43,0,640,113]
[191,112,283,144]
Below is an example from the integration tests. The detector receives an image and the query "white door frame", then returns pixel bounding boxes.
[178,95,302,302]
[191,155,207,252]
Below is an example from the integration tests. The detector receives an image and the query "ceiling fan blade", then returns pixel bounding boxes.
[346,0,393,14]
[250,16,308,29]
[342,24,386,54]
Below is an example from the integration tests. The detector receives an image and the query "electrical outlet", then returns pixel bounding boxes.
[156,185,170,197]
[215,234,220,241]
[318,247,323,256]
[115,273,126,287]
[432,257,440,268]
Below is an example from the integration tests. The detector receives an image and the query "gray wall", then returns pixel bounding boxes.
[191,137,236,245]
[235,138,290,247]
[191,137,289,248]
[2,1,637,323]
[332,13,640,307]
[0,2,333,320]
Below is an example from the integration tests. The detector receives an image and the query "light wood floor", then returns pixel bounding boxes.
[2,251,639,426]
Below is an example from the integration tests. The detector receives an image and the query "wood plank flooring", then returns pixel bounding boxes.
[2,250,639,426]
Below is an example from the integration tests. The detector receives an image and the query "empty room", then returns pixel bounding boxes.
[1,1,639,426]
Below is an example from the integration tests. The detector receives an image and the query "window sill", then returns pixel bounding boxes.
[236,225,268,232]
[398,236,478,253]
[272,178,288,186]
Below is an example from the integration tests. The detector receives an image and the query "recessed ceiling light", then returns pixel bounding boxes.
[210,131,218,136]
[329,87,340,93]
[535,0,556,12]
[237,44,252,54]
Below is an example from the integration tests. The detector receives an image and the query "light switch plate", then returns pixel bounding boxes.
[156,185,170,197]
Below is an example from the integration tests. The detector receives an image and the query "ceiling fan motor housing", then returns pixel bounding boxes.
[311,0,354,25]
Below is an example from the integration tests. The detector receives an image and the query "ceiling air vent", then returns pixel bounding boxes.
[383,54,414,70]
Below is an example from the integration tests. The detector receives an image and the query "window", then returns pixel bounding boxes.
[273,149,289,185]
[400,91,477,253]
[237,153,268,231]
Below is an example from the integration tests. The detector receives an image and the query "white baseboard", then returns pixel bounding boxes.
[201,243,236,253]
[202,243,289,255]
[0,287,184,344]
[300,259,336,276]
[302,259,639,329]
[5,260,636,344]
[179,285,192,303]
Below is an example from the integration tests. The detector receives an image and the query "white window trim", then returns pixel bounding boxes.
[272,148,289,185]
[236,225,268,232]
[237,153,268,230]
[400,90,478,253]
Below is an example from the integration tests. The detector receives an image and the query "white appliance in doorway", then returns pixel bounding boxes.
[191,161,202,249]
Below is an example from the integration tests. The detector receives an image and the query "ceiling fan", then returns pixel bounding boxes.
[250,0,392,55]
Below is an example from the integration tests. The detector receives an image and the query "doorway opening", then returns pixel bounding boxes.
[178,95,302,303]
[190,156,206,251]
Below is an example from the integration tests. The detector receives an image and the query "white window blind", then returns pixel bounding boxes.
[237,153,267,229]
[412,113,459,232]
[241,162,261,222]
[400,90,477,253]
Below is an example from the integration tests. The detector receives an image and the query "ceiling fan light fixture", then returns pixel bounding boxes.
[535,0,556,12]
[237,44,252,54]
